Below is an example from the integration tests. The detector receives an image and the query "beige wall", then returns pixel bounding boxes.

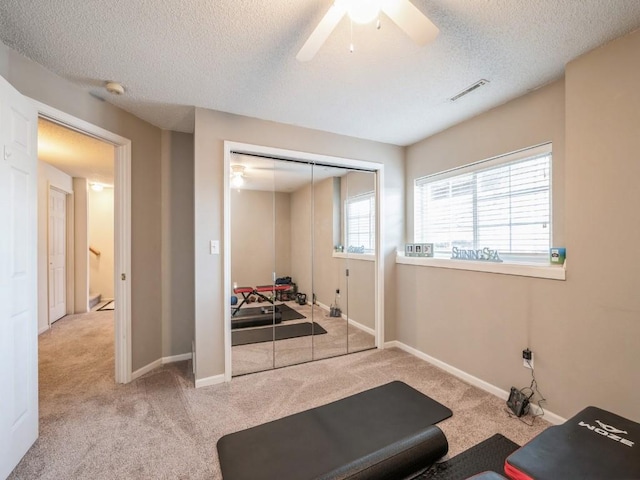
[194,108,404,381]
[73,178,89,313]
[161,131,195,358]
[89,188,114,299]
[400,29,640,421]
[290,182,313,301]
[290,178,342,307]
[37,161,73,333]
[401,80,566,414]
[230,189,291,287]
[1,42,163,370]
[313,177,342,307]
[561,29,640,419]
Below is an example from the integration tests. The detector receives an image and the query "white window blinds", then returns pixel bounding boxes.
[346,192,375,253]
[414,145,552,264]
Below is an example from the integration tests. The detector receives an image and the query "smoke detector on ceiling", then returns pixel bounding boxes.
[105,81,125,95]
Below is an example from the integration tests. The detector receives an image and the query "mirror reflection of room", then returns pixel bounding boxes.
[230,155,377,377]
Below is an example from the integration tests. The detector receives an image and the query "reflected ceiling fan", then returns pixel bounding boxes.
[296,0,439,61]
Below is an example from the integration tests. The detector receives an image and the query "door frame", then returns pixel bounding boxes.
[222,141,385,381]
[33,99,133,384]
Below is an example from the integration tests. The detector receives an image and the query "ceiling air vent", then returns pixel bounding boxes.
[449,79,490,102]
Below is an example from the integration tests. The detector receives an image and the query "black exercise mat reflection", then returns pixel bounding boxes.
[413,434,519,479]
[233,303,305,321]
[97,300,114,311]
[232,322,327,346]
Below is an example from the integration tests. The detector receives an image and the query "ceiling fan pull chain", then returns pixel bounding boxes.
[349,18,355,53]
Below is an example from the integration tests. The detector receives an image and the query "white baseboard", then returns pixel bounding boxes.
[131,358,162,380]
[316,300,331,311]
[131,353,193,381]
[347,318,375,336]
[385,340,566,425]
[39,325,50,335]
[195,373,226,389]
[162,353,192,364]
[192,340,196,375]
[316,301,375,336]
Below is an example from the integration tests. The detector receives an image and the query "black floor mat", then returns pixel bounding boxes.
[233,303,305,321]
[412,434,519,480]
[232,321,327,346]
[97,300,114,311]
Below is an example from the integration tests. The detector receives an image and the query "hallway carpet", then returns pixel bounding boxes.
[10,311,548,479]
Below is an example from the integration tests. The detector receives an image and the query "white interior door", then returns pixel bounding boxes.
[48,188,66,323]
[0,76,39,478]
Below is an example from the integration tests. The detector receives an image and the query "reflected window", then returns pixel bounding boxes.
[346,192,375,253]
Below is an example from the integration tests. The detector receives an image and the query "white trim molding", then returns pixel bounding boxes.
[131,353,194,381]
[162,353,192,364]
[396,253,566,281]
[385,340,566,425]
[32,99,133,384]
[332,252,375,261]
[131,359,162,381]
[195,374,226,389]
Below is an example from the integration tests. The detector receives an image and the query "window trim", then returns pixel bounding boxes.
[419,143,551,183]
[396,252,566,280]
[414,142,554,265]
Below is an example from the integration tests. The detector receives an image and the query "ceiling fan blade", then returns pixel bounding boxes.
[382,0,439,46]
[296,4,346,62]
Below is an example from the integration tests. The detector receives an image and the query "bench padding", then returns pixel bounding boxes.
[505,406,640,479]
[217,381,451,480]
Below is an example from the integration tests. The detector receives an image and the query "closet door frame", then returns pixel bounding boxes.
[223,141,385,382]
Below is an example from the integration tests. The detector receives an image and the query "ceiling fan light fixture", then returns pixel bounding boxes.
[230,165,246,188]
[338,0,382,25]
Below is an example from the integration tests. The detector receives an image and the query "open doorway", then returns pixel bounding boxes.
[38,117,116,324]
[33,100,132,384]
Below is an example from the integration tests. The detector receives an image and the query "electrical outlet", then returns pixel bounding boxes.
[523,352,534,369]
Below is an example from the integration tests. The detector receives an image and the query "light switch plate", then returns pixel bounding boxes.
[210,240,220,255]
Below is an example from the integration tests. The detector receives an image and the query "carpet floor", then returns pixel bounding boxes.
[232,301,376,376]
[9,310,549,479]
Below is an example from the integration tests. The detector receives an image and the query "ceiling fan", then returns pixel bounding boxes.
[296,0,439,62]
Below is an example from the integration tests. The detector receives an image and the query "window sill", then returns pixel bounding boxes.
[396,253,566,280]
[333,252,376,262]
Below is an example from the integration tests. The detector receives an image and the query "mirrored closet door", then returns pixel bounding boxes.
[229,155,279,376]
[273,160,314,369]
[342,170,377,354]
[230,154,378,377]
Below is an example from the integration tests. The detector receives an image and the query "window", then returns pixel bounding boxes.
[414,144,552,264]
[346,192,375,253]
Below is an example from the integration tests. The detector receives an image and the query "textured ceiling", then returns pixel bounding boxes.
[3,1,640,146]
[38,118,115,186]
